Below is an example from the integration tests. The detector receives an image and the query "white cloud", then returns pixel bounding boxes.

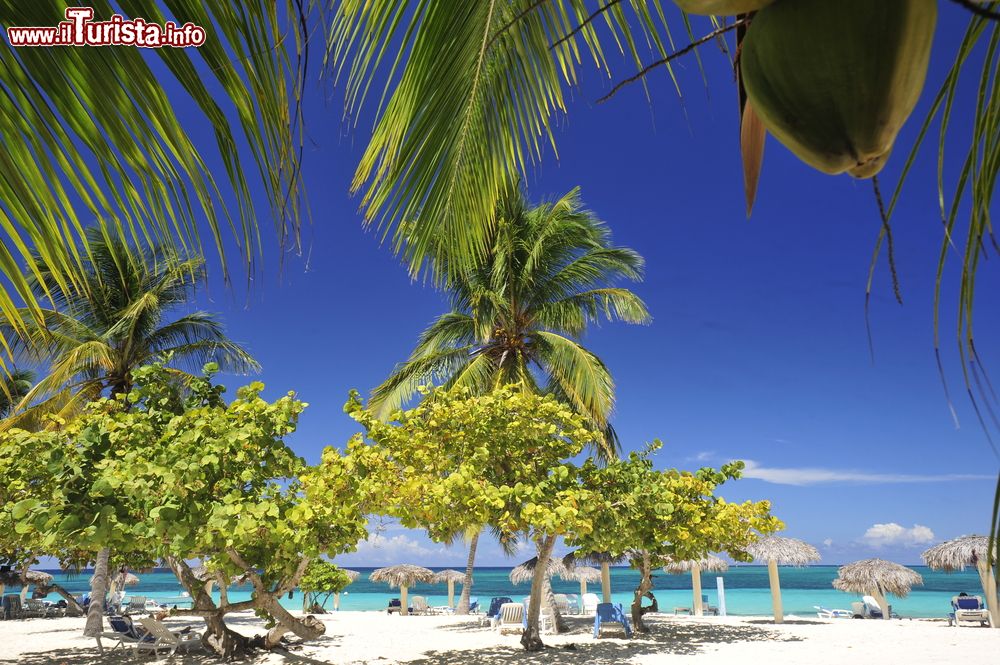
[741,460,991,486]
[685,451,715,463]
[860,523,935,548]
[822,538,833,548]
[338,533,457,566]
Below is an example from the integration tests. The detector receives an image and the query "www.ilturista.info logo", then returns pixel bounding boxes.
[6,7,206,48]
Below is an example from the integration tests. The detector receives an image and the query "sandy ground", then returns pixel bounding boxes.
[0,610,996,664]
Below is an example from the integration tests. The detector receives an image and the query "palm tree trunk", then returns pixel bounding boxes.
[84,548,110,638]
[521,534,555,652]
[541,575,568,633]
[456,531,479,614]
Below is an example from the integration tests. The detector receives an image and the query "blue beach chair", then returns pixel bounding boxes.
[468,596,479,613]
[594,602,632,638]
[948,595,991,627]
[480,596,513,626]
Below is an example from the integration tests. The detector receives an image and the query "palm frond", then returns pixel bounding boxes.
[0,1,304,337]
[532,330,615,427]
[369,347,480,419]
[330,0,680,276]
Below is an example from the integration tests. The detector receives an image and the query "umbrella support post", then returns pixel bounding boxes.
[692,565,703,616]
[872,589,890,620]
[601,562,611,604]
[767,559,783,623]
[400,586,409,616]
[334,592,341,611]
[448,580,455,609]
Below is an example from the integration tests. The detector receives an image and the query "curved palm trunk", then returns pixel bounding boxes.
[456,531,479,614]
[541,575,568,632]
[84,548,110,638]
[521,535,555,651]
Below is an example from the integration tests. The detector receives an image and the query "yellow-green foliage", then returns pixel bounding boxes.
[316,385,603,545]
[0,364,370,590]
[571,442,782,565]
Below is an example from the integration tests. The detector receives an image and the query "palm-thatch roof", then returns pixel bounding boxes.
[432,569,466,584]
[563,551,628,569]
[510,556,568,585]
[746,536,820,566]
[664,555,730,574]
[559,565,601,583]
[342,569,361,584]
[91,572,139,587]
[0,569,53,587]
[369,565,435,588]
[832,559,923,598]
[921,535,996,571]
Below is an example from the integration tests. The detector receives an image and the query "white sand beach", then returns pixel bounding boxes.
[0,611,996,664]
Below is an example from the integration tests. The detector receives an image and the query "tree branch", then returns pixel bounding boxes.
[950,0,1000,21]
[486,0,550,51]
[551,0,624,50]
[597,19,748,104]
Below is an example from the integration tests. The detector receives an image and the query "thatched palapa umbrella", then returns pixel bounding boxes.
[370,565,434,616]
[559,565,601,599]
[664,555,729,617]
[566,551,628,603]
[833,558,922,620]
[509,555,567,585]
[746,536,820,623]
[433,569,466,609]
[922,535,998,628]
[0,569,54,601]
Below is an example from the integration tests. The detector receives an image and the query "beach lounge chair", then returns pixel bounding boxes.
[814,605,853,619]
[593,602,632,638]
[2,595,23,620]
[124,595,147,616]
[98,615,155,653]
[481,596,513,626]
[948,595,991,627]
[468,597,479,614]
[137,617,203,657]
[22,599,53,618]
[701,594,720,616]
[495,603,523,634]
[565,594,579,614]
[553,594,572,616]
[582,592,600,615]
[410,596,430,615]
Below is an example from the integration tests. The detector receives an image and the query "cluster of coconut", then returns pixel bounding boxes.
[679,0,937,179]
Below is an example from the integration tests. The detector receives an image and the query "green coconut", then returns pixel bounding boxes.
[674,0,774,15]
[741,0,936,178]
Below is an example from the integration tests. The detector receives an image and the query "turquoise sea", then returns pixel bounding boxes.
[12,565,985,619]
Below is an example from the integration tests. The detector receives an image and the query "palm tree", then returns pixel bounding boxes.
[370,184,650,453]
[0,3,303,335]
[0,368,34,418]
[1,227,259,426]
[0,227,258,637]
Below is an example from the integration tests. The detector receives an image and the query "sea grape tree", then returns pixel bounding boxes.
[572,444,782,631]
[325,385,604,651]
[0,364,372,659]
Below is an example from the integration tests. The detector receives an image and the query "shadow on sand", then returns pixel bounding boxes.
[410,616,803,665]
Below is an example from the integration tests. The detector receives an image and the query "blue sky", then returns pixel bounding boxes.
[159,4,1000,566]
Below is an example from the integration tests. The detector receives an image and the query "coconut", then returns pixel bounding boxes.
[741,0,936,178]
[675,0,774,15]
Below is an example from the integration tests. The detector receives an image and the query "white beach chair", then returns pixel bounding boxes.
[949,595,991,627]
[136,617,203,657]
[565,594,579,614]
[553,594,572,616]
[814,605,852,619]
[495,603,524,634]
[124,595,146,616]
[582,593,599,615]
[410,596,430,615]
